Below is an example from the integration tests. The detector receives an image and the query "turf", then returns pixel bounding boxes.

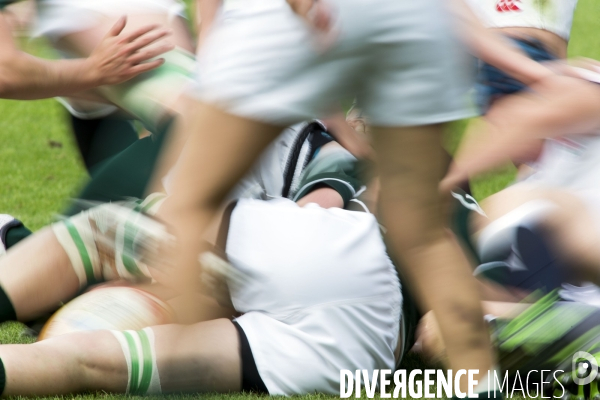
[0,0,599,398]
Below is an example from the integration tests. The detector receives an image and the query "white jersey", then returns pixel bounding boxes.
[465,0,578,40]
[523,70,600,193]
[227,198,402,395]
[526,134,600,193]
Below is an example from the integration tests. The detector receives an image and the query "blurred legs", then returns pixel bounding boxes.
[372,124,493,390]
[159,103,281,294]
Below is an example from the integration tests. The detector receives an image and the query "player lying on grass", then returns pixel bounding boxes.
[0,137,406,395]
[0,120,388,327]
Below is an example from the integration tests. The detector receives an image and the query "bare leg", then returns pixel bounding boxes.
[0,228,79,321]
[157,103,282,296]
[0,319,240,396]
[154,319,241,393]
[415,301,531,365]
[372,124,493,390]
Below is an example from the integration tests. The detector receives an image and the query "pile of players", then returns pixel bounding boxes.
[1,0,600,398]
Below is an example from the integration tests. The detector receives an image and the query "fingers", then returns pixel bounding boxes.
[119,23,162,45]
[127,43,174,65]
[125,58,165,76]
[127,28,173,55]
[107,16,127,37]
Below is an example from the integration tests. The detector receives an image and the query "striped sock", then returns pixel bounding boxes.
[111,328,162,395]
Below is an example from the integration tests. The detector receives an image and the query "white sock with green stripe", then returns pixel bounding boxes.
[115,193,168,282]
[111,328,162,395]
[52,214,103,288]
[53,194,169,287]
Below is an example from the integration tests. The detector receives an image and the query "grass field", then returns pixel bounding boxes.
[0,1,599,398]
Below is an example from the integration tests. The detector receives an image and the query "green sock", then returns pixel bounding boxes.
[0,358,5,395]
[70,115,139,173]
[65,118,174,216]
[0,285,16,322]
[4,224,32,249]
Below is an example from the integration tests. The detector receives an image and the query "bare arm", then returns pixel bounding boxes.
[442,75,600,191]
[0,15,173,99]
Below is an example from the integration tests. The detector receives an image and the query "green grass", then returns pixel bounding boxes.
[0,1,599,398]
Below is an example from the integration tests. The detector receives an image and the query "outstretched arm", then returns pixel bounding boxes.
[442,75,600,191]
[0,14,173,99]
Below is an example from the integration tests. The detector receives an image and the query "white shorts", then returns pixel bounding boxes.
[34,0,186,41]
[226,198,402,395]
[193,0,473,127]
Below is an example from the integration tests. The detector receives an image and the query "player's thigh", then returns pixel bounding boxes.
[371,124,450,247]
[359,0,471,127]
[153,319,241,393]
[0,227,80,319]
[194,4,363,126]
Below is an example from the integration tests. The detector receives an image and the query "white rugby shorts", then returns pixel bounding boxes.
[193,0,473,126]
[226,198,402,395]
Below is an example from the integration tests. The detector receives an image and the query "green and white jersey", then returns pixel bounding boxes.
[228,120,366,209]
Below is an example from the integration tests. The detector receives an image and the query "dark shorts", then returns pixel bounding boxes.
[232,321,269,394]
[475,37,558,114]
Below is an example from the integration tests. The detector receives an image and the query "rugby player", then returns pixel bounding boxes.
[151,0,567,394]
[153,2,493,396]
[467,0,577,113]
[0,131,408,395]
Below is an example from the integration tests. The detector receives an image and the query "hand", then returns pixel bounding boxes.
[439,162,469,194]
[85,16,174,86]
